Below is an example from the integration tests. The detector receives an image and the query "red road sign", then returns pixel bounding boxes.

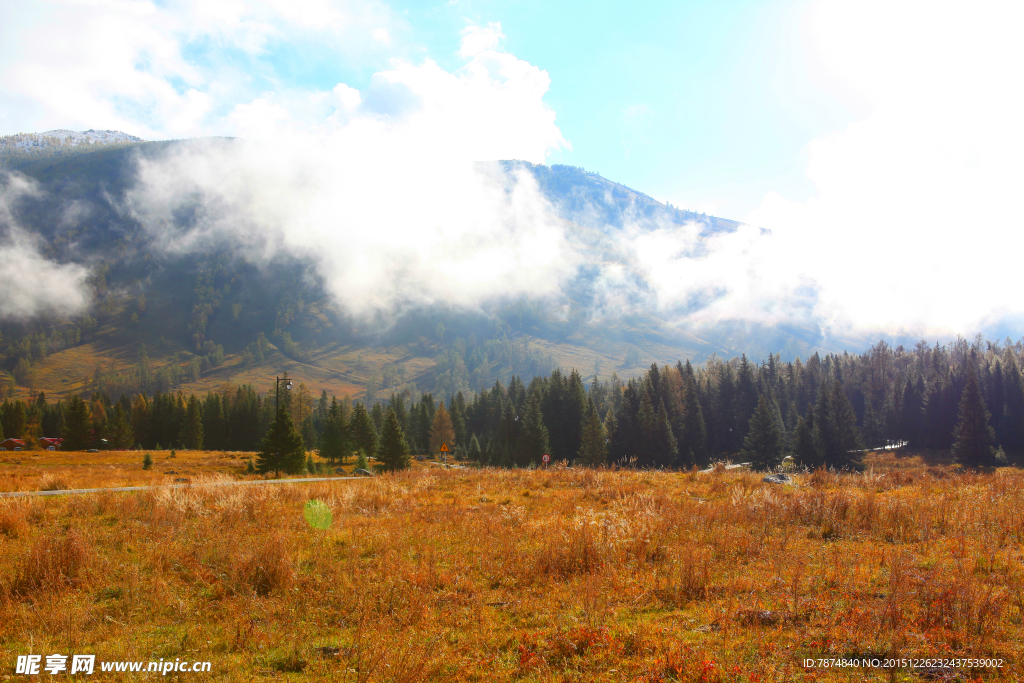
[542,454,550,463]
[439,442,450,453]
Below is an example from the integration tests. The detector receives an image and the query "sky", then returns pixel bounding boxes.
[1,0,1023,339]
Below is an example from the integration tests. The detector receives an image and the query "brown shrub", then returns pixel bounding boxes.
[38,471,72,491]
[13,529,91,594]
[0,505,29,538]
[236,535,294,596]
[534,518,602,578]
[655,548,711,606]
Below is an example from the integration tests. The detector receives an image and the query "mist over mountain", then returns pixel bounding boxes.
[0,134,874,400]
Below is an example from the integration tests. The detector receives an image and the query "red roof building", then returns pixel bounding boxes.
[40,437,64,450]
[0,438,26,451]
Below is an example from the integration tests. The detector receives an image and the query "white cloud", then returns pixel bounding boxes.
[124,25,571,319]
[0,175,90,320]
[459,22,504,58]
[0,0,400,138]
[634,0,1024,338]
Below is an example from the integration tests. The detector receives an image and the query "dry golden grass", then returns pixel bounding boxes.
[0,454,1021,681]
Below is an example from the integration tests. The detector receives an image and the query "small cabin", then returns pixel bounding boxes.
[39,437,64,451]
[0,438,27,451]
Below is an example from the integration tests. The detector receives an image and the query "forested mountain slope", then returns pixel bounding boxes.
[0,136,858,402]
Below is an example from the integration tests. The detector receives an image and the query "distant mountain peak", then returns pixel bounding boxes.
[0,129,145,167]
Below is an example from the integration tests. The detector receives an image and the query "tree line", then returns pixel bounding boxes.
[0,337,1015,472]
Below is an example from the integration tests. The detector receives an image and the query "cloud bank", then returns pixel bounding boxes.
[0,175,90,319]
[125,24,574,318]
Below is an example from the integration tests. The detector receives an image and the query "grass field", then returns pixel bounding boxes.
[0,452,1021,681]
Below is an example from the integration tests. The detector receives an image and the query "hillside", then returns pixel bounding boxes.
[0,136,843,402]
[0,129,144,167]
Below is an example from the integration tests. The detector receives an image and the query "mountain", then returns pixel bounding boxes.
[0,129,144,167]
[0,135,849,402]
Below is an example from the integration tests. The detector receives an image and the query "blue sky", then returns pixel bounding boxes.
[391,0,852,218]
[167,0,855,219]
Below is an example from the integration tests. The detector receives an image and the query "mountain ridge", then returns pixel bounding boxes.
[0,135,847,402]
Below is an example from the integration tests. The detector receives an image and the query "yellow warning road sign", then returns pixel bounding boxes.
[439,442,450,453]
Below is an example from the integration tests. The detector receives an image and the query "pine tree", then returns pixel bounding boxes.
[494,402,518,467]
[812,382,863,470]
[952,368,997,467]
[349,402,378,457]
[468,433,482,464]
[257,408,306,476]
[378,407,411,471]
[201,392,225,450]
[831,382,864,470]
[793,413,819,469]
[576,399,607,466]
[62,395,92,451]
[516,391,549,466]
[741,395,783,471]
[106,405,135,450]
[179,395,204,450]
[678,364,708,467]
[318,397,349,463]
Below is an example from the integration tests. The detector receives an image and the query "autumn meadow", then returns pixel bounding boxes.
[0,449,1021,682]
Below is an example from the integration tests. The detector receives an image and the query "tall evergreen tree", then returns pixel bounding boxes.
[62,395,92,451]
[576,399,607,466]
[516,391,549,466]
[494,402,518,467]
[180,395,204,450]
[793,413,818,468]
[378,407,411,471]
[257,408,306,476]
[678,364,708,467]
[349,402,378,457]
[106,405,135,450]
[741,395,783,471]
[813,382,863,470]
[201,392,226,451]
[318,397,350,464]
[468,433,482,464]
[952,368,998,467]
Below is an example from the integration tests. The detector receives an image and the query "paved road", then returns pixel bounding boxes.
[0,475,364,498]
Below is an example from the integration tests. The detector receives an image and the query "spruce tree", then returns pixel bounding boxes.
[952,368,997,467]
[516,391,549,466]
[576,399,607,466]
[179,395,204,450]
[831,382,864,470]
[741,395,783,471]
[62,395,92,451]
[106,405,135,450]
[257,408,306,476]
[349,402,378,457]
[793,413,819,469]
[678,366,708,467]
[378,407,411,471]
[468,433,482,464]
[318,397,349,464]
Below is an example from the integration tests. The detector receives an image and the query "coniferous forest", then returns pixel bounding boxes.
[1,337,1018,472]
